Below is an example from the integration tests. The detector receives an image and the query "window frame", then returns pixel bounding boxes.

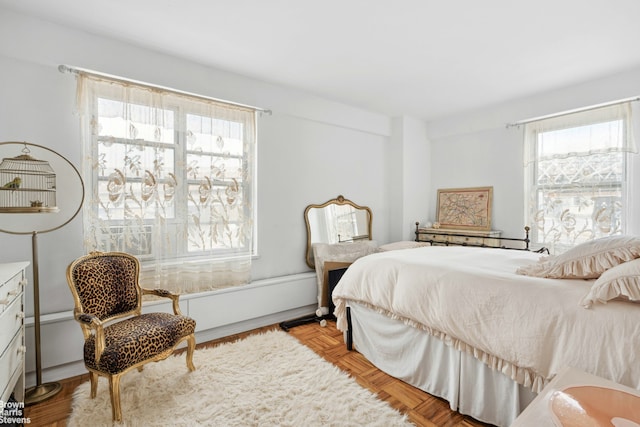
[524,106,632,253]
[87,83,258,262]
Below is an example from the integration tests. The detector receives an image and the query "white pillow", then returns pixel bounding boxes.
[516,235,640,279]
[580,258,640,308]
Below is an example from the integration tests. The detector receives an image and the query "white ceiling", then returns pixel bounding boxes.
[3,0,640,121]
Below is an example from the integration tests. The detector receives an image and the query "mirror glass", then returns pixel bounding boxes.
[304,195,372,268]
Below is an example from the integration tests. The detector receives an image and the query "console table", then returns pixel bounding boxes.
[415,226,502,247]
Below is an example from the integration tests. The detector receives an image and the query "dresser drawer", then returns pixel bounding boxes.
[0,271,25,315]
[419,233,447,242]
[0,332,25,402]
[419,233,481,245]
[0,296,23,353]
[448,235,476,244]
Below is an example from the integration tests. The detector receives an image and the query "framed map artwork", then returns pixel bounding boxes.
[436,186,493,231]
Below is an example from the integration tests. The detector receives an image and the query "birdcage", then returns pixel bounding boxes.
[0,152,59,213]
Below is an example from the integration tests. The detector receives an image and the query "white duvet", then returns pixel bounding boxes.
[332,246,640,393]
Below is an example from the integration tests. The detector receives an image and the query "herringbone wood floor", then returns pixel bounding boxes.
[24,320,493,426]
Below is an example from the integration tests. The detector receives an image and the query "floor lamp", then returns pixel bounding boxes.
[0,141,84,405]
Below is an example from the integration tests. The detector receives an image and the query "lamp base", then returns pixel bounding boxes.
[25,382,62,405]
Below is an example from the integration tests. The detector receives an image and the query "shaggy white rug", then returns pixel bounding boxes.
[68,329,413,426]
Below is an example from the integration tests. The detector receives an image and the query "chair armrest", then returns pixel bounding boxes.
[141,288,183,315]
[76,313,101,327]
[74,311,106,364]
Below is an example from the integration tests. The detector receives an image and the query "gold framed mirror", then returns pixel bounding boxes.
[304,195,372,269]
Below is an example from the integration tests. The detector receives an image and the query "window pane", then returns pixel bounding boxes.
[186,183,249,253]
[536,153,624,186]
[96,141,176,220]
[537,120,624,158]
[97,176,176,220]
[533,186,622,248]
[97,140,175,177]
[98,98,175,143]
[186,153,244,181]
[97,224,153,256]
[186,114,243,155]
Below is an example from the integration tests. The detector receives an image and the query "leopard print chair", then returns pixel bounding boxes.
[66,251,196,422]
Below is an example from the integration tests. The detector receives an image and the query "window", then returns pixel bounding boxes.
[524,103,636,254]
[78,74,257,294]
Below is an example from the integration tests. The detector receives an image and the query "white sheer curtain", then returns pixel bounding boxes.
[77,73,256,293]
[523,102,637,253]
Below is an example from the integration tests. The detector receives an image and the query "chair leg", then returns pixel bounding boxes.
[186,334,196,372]
[109,374,123,422]
[89,372,98,398]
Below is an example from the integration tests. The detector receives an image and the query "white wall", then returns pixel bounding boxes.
[426,66,640,238]
[388,117,432,241]
[255,113,390,279]
[0,9,429,383]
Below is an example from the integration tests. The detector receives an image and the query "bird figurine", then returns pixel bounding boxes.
[2,177,21,189]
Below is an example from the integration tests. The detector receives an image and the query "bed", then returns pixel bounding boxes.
[332,237,640,426]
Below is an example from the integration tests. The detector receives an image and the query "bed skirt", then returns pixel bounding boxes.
[348,303,537,427]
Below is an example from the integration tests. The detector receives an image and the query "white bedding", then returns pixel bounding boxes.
[332,246,640,393]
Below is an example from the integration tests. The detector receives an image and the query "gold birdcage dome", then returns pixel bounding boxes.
[0,150,59,213]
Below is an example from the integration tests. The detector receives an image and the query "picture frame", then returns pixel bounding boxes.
[436,186,493,231]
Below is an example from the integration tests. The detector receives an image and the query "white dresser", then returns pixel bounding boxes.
[0,262,28,410]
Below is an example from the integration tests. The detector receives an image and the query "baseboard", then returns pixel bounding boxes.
[192,305,317,343]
